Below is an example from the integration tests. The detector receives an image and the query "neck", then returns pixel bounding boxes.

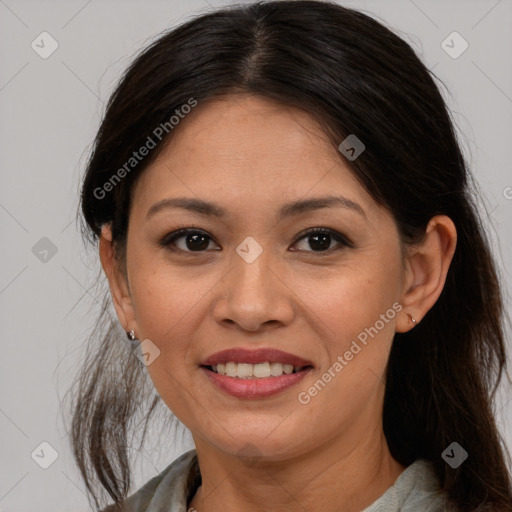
[188,424,406,512]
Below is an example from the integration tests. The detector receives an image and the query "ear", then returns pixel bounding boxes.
[396,215,457,333]
[99,224,138,334]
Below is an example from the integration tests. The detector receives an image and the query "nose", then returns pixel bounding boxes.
[211,245,294,333]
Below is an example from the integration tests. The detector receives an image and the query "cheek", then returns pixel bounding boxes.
[127,254,207,338]
[297,255,402,349]
[294,263,401,429]
[126,260,208,418]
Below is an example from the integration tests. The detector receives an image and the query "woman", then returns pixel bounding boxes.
[69,1,512,510]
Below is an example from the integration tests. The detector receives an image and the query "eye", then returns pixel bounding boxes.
[291,227,353,253]
[159,228,220,253]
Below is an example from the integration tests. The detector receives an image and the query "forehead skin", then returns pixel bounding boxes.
[129,94,398,248]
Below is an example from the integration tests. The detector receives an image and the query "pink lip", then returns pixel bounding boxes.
[200,366,313,399]
[200,348,314,367]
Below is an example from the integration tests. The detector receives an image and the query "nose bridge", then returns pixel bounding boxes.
[212,236,291,330]
[230,236,274,302]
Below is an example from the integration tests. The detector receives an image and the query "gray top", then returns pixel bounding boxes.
[102,449,453,512]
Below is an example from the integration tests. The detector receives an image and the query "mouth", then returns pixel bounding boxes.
[201,362,313,379]
[200,363,313,399]
[199,348,314,398]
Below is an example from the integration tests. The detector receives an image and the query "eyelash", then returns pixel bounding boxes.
[159,225,354,255]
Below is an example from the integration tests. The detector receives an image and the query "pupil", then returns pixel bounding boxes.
[310,233,330,251]
[187,233,209,251]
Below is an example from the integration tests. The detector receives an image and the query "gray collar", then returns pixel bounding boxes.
[106,450,450,512]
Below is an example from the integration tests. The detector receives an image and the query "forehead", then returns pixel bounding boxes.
[131,94,377,220]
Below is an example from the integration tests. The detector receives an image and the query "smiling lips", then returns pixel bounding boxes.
[200,347,314,399]
[201,347,314,367]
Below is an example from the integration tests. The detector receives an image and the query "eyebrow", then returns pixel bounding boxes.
[146,195,366,221]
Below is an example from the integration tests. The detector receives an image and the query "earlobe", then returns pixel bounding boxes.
[396,215,457,333]
[98,224,137,333]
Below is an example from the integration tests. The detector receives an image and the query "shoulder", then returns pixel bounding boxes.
[100,449,199,512]
[363,459,455,512]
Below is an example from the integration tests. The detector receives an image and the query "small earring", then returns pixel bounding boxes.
[126,329,139,346]
[408,314,417,325]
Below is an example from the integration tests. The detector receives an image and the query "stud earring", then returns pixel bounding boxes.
[126,329,139,346]
[408,314,417,325]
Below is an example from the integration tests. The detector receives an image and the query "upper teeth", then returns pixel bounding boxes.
[213,362,304,378]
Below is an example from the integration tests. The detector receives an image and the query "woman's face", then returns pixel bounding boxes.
[119,94,408,460]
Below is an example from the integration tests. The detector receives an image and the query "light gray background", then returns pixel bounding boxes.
[1,0,511,510]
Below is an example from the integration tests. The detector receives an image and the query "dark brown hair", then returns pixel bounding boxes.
[68,1,512,510]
